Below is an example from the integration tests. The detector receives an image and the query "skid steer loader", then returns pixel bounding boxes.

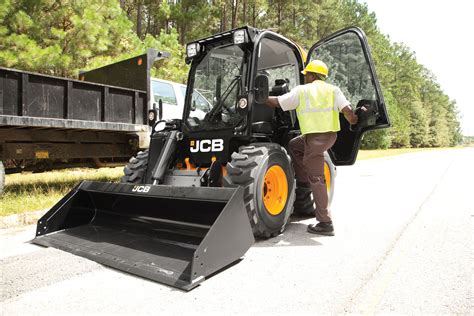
[33,26,390,290]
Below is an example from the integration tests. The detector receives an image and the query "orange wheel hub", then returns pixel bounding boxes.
[263,165,288,216]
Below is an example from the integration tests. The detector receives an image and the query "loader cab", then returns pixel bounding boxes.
[182,27,305,163]
[183,27,304,136]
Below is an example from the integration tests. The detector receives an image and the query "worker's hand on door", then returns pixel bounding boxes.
[342,105,359,125]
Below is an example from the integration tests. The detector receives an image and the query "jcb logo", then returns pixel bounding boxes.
[190,139,224,153]
[132,185,151,193]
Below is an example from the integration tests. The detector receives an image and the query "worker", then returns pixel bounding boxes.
[264,60,360,236]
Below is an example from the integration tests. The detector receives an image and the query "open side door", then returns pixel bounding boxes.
[307,27,390,165]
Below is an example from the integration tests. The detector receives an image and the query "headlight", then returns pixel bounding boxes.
[233,29,247,44]
[238,98,248,109]
[186,43,200,58]
[148,110,156,121]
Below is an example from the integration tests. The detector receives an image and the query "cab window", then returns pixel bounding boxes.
[257,38,300,90]
[254,38,300,127]
[180,86,211,113]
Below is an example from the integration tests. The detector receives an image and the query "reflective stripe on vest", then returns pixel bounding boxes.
[296,81,341,134]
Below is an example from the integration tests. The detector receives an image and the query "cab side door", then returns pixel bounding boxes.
[308,27,390,165]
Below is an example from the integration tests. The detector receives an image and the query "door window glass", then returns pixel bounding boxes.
[307,29,389,166]
[309,33,376,106]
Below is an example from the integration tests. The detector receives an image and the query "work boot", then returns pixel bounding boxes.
[307,222,334,236]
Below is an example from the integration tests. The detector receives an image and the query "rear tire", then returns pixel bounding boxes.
[121,150,149,184]
[293,152,336,216]
[0,161,5,195]
[226,143,296,238]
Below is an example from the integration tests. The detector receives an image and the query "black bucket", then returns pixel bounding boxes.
[32,181,254,290]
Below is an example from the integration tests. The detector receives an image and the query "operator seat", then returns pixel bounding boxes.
[251,103,274,134]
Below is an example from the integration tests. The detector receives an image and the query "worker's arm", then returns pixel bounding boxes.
[341,105,359,125]
[265,96,280,108]
[264,88,299,111]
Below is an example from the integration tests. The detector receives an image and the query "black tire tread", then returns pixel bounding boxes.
[121,150,149,184]
[226,143,295,238]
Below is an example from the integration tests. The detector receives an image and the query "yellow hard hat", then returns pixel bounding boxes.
[301,60,329,77]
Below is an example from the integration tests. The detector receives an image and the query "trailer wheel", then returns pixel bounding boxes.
[0,161,4,195]
[121,150,149,184]
[293,152,336,216]
[226,143,296,238]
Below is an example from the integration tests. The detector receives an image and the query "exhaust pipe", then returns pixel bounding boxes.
[33,181,254,291]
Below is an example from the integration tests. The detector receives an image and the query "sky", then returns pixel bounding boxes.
[362,0,474,136]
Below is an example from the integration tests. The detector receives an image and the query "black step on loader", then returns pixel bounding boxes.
[33,26,389,290]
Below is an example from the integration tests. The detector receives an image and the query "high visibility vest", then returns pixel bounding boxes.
[296,80,340,134]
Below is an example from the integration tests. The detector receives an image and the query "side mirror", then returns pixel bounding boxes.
[215,75,222,105]
[254,74,269,104]
[158,99,163,121]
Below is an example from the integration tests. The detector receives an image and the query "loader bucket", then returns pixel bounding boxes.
[32,181,254,291]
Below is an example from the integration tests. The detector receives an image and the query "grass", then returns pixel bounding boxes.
[1,167,123,217]
[357,147,448,160]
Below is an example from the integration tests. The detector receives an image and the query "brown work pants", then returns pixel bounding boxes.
[289,132,337,223]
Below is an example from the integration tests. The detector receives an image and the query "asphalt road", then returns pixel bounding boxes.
[1,148,472,314]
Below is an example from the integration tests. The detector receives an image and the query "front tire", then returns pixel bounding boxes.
[121,150,149,184]
[226,143,296,238]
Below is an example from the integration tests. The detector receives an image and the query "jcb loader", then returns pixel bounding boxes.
[33,26,390,290]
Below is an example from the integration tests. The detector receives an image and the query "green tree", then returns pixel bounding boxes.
[0,0,187,83]
[0,0,137,76]
[445,100,462,146]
